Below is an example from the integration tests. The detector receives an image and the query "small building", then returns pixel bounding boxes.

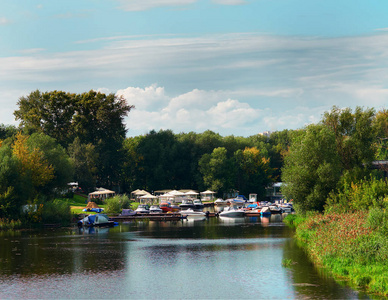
[265,182,284,202]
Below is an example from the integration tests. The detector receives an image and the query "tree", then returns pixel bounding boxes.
[234,147,272,198]
[0,145,22,218]
[199,147,235,194]
[14,90,75,146]
[14,90,134,189]
[373,109,388,160]
[27,133,73,194]
[12,132,54,189]
[322,106,375,170]
[282,124,342,213]
[68,137,98,193]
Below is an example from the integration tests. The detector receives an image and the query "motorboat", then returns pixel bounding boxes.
[214,198,227,206]
[135,204,150,214]
[219,206,245,218]
[120,209,136,216]
[280,203,293,213]
[179,198,196,210]
[193,199,204,210]
[149,205,163,214]
[269,204,282,214]
[160,202,173,213]
[180,208,207,220]
[260,206,271,216]
[228,196,246,206]
[78,213,116,227]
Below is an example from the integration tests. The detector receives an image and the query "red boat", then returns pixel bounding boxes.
[160,202,173,213]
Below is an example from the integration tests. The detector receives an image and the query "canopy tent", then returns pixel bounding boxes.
[88,189,115,201]
[184,190,198,199]
[200,190,216,202]
[131,189,150,201]
[185,191,198,195]
[139,194,158,204]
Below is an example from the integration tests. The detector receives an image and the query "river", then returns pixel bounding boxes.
[0,215,371,299]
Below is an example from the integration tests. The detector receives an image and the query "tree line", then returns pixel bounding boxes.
[0,89,292,220]
[282,106,388,213]
[1,89,387,221]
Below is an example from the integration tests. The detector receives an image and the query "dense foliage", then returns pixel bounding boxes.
[282,106,387,213]
[14,90,133,189]
[286,209,388,296]
[282,105,388,296]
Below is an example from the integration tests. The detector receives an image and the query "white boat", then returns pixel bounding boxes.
[260,206,271,216]
[219,206,245,218]
[214,198,227,206]
[135,204,150,214]
[78,213,115,227]
[269,204,282,214]
[180,208,207,220]
[149,205,163,214]
[193,199,204,210]
[280,203,293,213]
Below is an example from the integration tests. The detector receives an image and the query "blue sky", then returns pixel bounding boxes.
[1,0,388,136]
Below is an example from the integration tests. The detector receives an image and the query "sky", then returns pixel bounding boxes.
[1,0,388,137]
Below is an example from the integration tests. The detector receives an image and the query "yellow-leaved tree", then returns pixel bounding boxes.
[12,132,54,188]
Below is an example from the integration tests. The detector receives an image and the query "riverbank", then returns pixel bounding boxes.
[284,211,388,296]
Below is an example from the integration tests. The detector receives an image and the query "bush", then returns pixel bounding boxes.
[41,199,71,225]
[104,195,131,214]
[326,177,388,212]
[0,218,22,230]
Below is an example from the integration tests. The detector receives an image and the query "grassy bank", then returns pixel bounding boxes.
[284,211,388,296]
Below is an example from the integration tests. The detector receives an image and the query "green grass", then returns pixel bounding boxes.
[290,211,388,296]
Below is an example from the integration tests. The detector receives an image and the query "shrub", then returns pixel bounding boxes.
[104,195,131,214]
[42,199,71,225]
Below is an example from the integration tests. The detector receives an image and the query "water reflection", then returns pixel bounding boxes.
[0,216,371,299]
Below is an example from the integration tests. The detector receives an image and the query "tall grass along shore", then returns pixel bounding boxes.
[284,210,388,296]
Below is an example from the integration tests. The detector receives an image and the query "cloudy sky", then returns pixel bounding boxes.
[1,0,388,137]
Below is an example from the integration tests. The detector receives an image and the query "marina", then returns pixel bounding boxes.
[0,215,370,299]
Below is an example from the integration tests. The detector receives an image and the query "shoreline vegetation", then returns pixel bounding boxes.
[284,210,388,296]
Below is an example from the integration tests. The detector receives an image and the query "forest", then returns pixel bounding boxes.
[1,89,387,223]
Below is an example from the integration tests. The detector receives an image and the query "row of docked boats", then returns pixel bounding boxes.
[77,198,294,227]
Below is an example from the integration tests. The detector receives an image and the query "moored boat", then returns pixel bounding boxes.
[180,208,207,220]
[260,206,271,216]
[179,198,196,210]
[193,199,204,210]
[214,198,227,206]
[160,202,173,213]
[78,213,116,227]
[135,204,150,214]
[219,206,245,218]
[149,205,163,214]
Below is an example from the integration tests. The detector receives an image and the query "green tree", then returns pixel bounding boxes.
[68,137,98,193]
[14,90,75,146]
[373,109,388,160]
[282,124,342,213]
[322,106,375,170]
[27,133,74,194]
[0,145,23,218]
[199,147,235,194]
[14,90,133,190]
[234,147,273,198]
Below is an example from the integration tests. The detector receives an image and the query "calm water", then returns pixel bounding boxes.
[0,215,371,299]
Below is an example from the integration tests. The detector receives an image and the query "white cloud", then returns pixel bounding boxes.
[0,17,11,25]
[2,32,388,135]
[116,84,170,110]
